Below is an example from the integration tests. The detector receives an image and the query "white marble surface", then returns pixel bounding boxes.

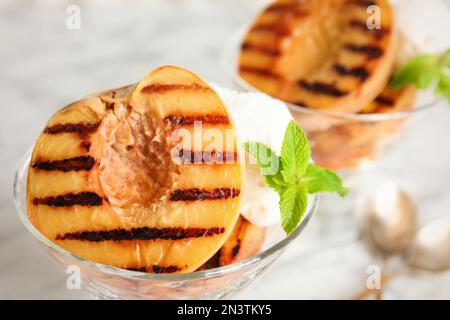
[0,0,449,299]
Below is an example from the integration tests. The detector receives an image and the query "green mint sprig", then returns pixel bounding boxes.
[245,121,350,235]
[391,49,450,104]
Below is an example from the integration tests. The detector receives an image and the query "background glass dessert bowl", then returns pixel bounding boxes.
[14,155,317,299]
[224,0,441,173]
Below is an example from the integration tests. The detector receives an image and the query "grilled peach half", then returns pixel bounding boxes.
[239,0,397,113]
[218,216,266,266]
[198,216,266,270]
[27,66,245,273]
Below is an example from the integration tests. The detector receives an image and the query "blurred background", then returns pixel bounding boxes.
[1,0,449,299]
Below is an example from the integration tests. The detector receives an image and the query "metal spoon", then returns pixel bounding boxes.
[408,216,450,271]
[365,182,417,255]
[356,182,450,299]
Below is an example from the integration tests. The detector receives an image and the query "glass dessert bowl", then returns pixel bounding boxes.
[14,152,317,299]
[223,0,441,172]
[14,66,323,300]
[274,91,438,171]
[228,62,438,171]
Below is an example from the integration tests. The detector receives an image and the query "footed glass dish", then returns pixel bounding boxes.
[14,151,317,300]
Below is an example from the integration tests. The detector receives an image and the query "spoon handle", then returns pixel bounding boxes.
[352,271,391,300]
[352,263,412,300]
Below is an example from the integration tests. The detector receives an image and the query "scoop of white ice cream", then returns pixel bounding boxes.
[239,164,282,227]
[213,85,293,154]
[213,85,293,227]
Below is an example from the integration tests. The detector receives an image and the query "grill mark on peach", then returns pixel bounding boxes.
[99,97,115,110]
[105,101,115,110]
[170,188,240,201]
[164,115,230,126]
[249,24,291,36]
[31,156,95,172]
[231,220,244,259]
[126,265,182,274]
[375,95,395,106]
[175,149,239,164]
[346,0,377,7]
[264,2,307,14]
[293,101,310,108]
[33,192,103,207]
[241,42,281,56]
[344,44,384,60]
[55,227,225,242]
[265,3,294,13]
[44,122,101,136]
[80,141,91,152]
[232,242,241,258]
[298,80,348,97]
[239,66,281,79]
[348,19,389,39]
[197,252,220,271]
[333,64,369,81]
[141,83,211,94]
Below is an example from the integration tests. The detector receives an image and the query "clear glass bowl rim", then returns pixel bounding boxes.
[13,150,318,282]
[223,27,442,122]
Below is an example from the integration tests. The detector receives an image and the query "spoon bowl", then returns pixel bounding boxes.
[408,217,450,272]
[365,182,417,255]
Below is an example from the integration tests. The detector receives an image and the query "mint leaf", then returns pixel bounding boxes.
[416,66,440,89]
[390,49,450,105]
[244,141,284,191]
[391,54,440,90]
[279,186,296,234]
[244,141,280,176]
[436,71,450,104]
[280,120,310,183]
[245,121,349,235]
[279,186,307,235]
[303,164,350,197]
[442,49,450,68]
